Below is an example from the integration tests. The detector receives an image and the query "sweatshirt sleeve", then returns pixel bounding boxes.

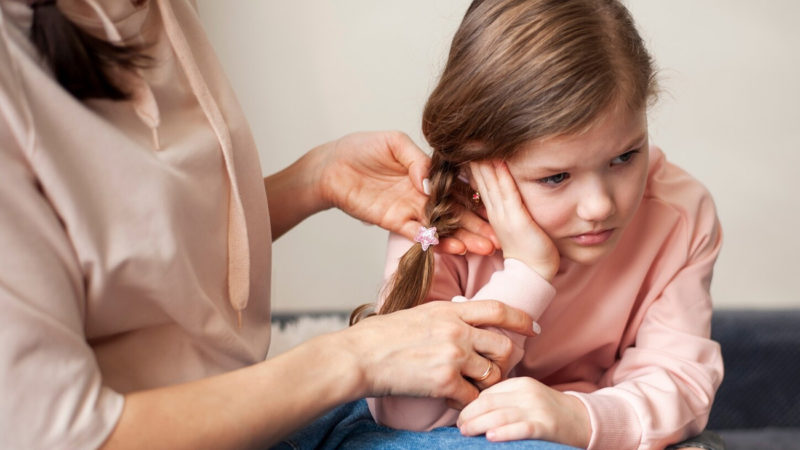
[565,193,724,450]
[0,29,124,448]
[368,233,555,431]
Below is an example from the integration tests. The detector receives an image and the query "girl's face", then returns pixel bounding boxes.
[503,105,649,266]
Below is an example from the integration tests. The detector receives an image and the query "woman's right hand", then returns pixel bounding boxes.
[469,161,560,281]
[338,300,537,409]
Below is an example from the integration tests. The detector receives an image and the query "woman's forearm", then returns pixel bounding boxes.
[100,300,537,449]
[100,331,363,449]
[264,144,330,240]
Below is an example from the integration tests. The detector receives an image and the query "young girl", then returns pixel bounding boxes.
[361,0,724,448]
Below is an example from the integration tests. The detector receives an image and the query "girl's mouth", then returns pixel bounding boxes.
[570,228,615,245]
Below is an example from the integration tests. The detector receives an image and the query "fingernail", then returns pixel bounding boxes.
[532,321,542,335]
[486,430,496,440]
[423,178,431,195]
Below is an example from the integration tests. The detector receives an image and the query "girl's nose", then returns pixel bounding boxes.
[576,181,616,223]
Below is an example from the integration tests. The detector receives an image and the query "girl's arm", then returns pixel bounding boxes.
[264,131,497,255]
[368,235,556,431]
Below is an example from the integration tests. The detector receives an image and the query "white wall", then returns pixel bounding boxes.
[197,1,800,311]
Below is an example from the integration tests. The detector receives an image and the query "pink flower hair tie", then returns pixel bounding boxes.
[414,226,439,251]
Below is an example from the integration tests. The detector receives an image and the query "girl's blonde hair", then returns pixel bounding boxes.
[351,0,657,324]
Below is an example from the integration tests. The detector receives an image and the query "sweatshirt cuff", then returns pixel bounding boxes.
[565,391,642,450]
[471,258,555,319]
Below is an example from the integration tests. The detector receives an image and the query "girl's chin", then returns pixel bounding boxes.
[558,241,617,266]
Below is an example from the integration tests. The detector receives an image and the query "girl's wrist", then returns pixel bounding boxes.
[560,392,592,448]
[504,254,558,282]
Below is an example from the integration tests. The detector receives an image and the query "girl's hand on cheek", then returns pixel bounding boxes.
[469,161,559,281]
[457,377,591,448]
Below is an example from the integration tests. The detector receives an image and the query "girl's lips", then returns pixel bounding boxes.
[570,228,615,245]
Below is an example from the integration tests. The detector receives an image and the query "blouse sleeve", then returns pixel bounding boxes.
[0,32,123,448]
[566,193,724,450]
[367,233,555,431]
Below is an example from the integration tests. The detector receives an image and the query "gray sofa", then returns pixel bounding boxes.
[709,309,800,450]
[271,309,800,449]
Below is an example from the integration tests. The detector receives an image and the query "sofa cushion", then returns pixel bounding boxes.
[708,309,800,430]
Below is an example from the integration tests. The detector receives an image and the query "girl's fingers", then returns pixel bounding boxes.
[493,161,524,205]
[459,405,523,437]
[485,422,537,442]
[458,382,531,425]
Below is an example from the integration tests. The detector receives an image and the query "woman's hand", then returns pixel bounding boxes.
[316,131,497,255]
[338,300,538,409]
[469,160,559,281]
[457,377,591,447]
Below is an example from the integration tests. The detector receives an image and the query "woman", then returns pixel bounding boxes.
[0,0,535,447]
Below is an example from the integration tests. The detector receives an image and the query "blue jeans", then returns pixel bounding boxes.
[271,399,580,450]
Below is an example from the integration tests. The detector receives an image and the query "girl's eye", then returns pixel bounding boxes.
[611,149,640,165]
[538,172,570,185]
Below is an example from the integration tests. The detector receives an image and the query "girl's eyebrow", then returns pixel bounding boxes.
[521,132,648,176]
[621,133,648,151]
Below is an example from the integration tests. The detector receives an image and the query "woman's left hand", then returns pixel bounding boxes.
[457,377,591,448]
[316,131,496,255]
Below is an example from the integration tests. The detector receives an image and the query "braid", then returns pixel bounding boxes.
[349,154,469,326]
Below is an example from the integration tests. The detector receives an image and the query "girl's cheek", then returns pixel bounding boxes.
[521,191,571,234]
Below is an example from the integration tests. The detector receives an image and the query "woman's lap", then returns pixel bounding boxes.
[271,399,579,450]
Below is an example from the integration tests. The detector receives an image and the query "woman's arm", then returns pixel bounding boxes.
[100,301,537,449]
[264,131,497,254]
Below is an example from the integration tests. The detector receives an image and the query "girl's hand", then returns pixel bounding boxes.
[469,161,559,280]
[316,131,497,255]
[457,377,591,447]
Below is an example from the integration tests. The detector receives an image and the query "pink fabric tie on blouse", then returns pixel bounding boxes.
[61,0,252,326]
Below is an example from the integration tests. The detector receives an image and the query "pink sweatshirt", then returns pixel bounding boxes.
[369,146,724,450]
[0,1,271,447]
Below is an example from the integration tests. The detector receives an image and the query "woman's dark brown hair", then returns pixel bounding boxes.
[353,0,658,325]
[29,0,150,100]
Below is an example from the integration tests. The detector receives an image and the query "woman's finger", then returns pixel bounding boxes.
[467,327,514,363]
[464,355,499,390]
[451,300,537,336]
[385,131,431,194]
[457,209,500,250]
[437,207,499,255]
[441,377,480,411]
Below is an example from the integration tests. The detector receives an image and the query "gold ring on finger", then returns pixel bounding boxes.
[475,361,493,382]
